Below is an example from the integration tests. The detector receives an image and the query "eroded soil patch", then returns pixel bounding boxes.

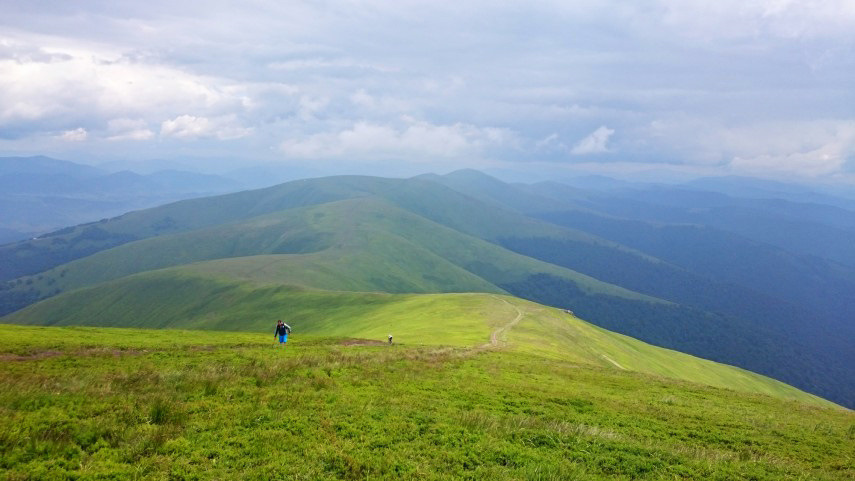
[0,350,63,361]
[0,347,146,361]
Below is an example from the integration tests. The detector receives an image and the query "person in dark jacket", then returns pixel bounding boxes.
[274,320,291,345]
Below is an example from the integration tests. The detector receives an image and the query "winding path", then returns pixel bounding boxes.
[486,296,524,348]
[600,354,625,370]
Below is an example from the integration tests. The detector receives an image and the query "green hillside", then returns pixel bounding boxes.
[0,174,639,283]
[0,175,388,281]
[1,171,851,407]
[4,270,828,407]
[6,196,652,305]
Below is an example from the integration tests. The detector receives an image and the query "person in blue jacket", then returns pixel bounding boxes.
[274,320,291,345]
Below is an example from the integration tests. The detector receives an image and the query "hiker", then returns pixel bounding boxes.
[388,334,393,345]
[274,320,291,345]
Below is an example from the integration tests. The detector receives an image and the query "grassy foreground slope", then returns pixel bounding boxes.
[1,324,851,480]
[3,274,827,406]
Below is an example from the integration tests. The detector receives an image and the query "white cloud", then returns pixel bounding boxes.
[0,33,250,137]
[160,114,251,140]
[731,150,843,178]
[658,0,855,42]
[297,96,330,121]
[58,127,87,142]
[728,121,855,177]
[350,89,375,109]
[106,118,154,141]
[639,117,855,177]
[161,115,212,139]
[348,89,414,118]
[536,133,564,150]
[571,126,615,155]
[268,57,392,74]
[280,119,514,160]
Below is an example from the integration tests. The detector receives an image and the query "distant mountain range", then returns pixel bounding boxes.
[0,156,243,243]
[1,167,853,408]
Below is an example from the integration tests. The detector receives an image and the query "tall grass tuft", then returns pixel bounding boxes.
[202,379,218,396]
[149,399,172,425]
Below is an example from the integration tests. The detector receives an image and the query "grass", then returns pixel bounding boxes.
[0,324,852,480]
[3,274,494,346]
[8,196,655,310]
[4,285,830,406]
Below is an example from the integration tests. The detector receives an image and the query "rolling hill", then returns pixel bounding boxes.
[1,171,853,408]
[1,196,648,301]
[2,278,826,407]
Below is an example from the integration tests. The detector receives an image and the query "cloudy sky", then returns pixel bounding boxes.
[2,0,854,181]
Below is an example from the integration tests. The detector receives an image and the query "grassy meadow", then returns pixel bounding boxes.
[1,321,852,480]
[4,287,829,406]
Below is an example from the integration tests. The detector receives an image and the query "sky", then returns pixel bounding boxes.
[1,0,854,182]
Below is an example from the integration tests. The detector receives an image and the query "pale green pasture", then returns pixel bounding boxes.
[3,279,835,408]
[501,297,835,407]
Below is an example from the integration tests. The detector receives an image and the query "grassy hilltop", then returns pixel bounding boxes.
[1,316,852,480]
[3,197,640,302]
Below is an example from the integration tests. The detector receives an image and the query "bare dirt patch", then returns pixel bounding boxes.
[73,347,146,358]
[0,347,148,361]
[0,350,63,361]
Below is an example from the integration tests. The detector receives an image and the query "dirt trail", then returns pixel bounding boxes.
[600,354,625,370]
[485,296,524,348]
[477,299,628,371]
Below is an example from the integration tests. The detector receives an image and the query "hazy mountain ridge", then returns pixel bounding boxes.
[0,155,103,177]
[567,186,855,267]
[685,175,855,209]
[0,174,377,281]
[0,156,244,241]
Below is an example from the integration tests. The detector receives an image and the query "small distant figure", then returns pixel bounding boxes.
[388,334,393,345]
[274,320,291,346]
